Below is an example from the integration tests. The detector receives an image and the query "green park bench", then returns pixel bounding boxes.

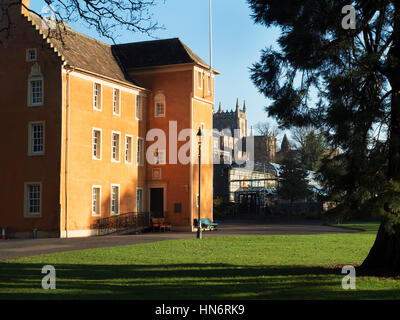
[195,218,218,231]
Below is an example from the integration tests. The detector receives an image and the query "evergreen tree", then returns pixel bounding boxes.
[299,130,325,171]
[248,0,400,275]
[278,156,309,210]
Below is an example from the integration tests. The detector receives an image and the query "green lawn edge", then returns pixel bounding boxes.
[327,222,380,234]
[1,233,399,300]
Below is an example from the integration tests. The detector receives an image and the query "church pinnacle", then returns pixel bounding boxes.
[281,134,291,152]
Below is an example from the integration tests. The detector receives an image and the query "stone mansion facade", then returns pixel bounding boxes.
[0,0,217,237]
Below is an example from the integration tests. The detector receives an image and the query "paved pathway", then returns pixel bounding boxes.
[0,220,357,261]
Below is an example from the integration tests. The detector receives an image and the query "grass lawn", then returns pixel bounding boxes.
[1,225,399,300]
[329,222,380,234]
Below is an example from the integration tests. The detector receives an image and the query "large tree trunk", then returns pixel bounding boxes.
[361,87,400,275]
[361,225,400,275]
[361,2,400,275]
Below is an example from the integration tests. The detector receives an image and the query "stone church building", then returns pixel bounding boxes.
[213,100,289,165]
[212,99,248,163]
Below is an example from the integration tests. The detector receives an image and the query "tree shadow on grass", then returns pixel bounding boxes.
[0,262,398,300]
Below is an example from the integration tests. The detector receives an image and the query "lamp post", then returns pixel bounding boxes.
[196,127,203,239]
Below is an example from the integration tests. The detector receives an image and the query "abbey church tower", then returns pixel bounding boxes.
[254,133,277,163]
[213,99,281,164]
[213,98,247,139]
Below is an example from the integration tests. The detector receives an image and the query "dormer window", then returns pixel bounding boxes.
[26,48,37,62]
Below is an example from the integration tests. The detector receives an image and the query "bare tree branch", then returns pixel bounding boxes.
[291,126,317,149]
[0,0,164,44]
[254,121,280,138]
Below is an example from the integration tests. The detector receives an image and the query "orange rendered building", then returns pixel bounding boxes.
[0,1,217,238]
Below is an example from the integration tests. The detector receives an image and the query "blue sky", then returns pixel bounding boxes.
[32,0,285,140]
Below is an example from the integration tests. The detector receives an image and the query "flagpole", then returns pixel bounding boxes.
[209,0,213,72]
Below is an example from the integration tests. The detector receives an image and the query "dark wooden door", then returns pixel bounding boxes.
[150,188,164,218]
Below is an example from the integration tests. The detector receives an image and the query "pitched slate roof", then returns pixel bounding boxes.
[26,14,213,87]
[27,13,140,86]
[112,38,210,70]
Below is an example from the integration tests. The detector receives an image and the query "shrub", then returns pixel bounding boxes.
[213,197,232,220]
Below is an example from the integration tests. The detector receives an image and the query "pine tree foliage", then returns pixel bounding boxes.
[248,0,400,273]
[248,0,395,222]
[278,156,309,204]
[297,128,325,171]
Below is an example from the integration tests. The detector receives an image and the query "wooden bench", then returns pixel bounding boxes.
[151,218,171,232]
